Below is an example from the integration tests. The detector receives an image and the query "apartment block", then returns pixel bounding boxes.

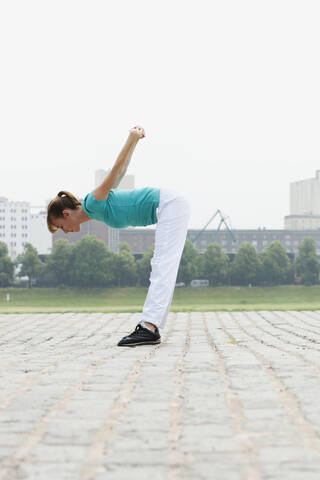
[0,197,30,259]
[285,170,320,230]
[0,197,52,259]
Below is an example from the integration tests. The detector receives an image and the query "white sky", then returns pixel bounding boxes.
[1,0,319,230]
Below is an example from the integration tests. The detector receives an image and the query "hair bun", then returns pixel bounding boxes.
[58,191,67,198]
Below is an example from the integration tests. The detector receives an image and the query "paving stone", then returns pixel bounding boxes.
[1,311,320,479]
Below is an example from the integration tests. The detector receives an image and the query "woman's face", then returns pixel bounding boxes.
[52,209,81,233]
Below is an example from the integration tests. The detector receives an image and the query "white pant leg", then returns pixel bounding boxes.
[141,189,191,329]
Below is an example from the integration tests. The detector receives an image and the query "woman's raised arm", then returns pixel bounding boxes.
[93,126,145,200]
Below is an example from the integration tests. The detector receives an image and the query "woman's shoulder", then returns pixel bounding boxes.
[83,191,109,213]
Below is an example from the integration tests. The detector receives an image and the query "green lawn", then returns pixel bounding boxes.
[0,286,319,313]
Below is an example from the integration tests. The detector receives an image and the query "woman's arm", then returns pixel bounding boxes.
[93,126,145,201]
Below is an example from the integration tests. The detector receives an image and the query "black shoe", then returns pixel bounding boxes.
[117,324,161,347]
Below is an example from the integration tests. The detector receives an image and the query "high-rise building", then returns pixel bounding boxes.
[0,197,30,259]
[285,170,320,230]
[0,198,51,259]
[29,210,52,255]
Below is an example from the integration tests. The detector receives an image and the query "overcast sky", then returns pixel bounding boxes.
[1,0,319,230]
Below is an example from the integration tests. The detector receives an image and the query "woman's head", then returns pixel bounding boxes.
[47,191,82,234]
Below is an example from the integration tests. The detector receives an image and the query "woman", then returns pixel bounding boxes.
[47,126,190,347]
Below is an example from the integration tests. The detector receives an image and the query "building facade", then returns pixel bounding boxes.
[189,229,320,256]
[0,197,30,259]
[0,198,51,259]
[285,170,320,230]
[29,210,52,255]
[119,227,320,257]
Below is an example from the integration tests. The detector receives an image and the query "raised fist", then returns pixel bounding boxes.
[129,125,145,139]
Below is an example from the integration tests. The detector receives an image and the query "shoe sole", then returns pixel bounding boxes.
[118,340,161,347]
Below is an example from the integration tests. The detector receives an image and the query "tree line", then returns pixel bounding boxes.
[0,236,319,288]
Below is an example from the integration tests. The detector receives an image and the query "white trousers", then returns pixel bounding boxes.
[140,189,191,329]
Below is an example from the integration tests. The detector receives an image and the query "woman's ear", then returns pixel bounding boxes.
[62,209,70,218]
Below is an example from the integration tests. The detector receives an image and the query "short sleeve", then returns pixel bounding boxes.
[82,192,106,220]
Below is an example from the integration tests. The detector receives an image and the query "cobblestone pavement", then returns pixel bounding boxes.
[1,311,320,479]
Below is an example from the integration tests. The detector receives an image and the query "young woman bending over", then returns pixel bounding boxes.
[47,126,190,347]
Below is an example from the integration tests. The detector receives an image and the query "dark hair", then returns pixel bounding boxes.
[47,191,81,233]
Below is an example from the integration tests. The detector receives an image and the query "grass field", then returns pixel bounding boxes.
[0,285,319,313]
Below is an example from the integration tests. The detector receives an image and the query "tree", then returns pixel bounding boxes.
[201,243,229,286]
[230,243,262,286]
[261,241,293,285]
[16,243,43,287]
[0,242,14,287]
[136,246,154,286]
[71,236,116,287]
[177,239,200,285]
[295,237,320,285]
[0,242,9,257]
[114,243,137,286]
[41,239,75,286]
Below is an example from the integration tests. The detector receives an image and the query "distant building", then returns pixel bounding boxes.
[0,197,30,259]
[119,228,156,255]
[285,170,320,230]
[0,197,51,259]
[119,228,320,257]
[189,229,320,256]
[29,210,52,255]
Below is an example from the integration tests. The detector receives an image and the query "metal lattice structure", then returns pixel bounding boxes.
[192,209,237,245]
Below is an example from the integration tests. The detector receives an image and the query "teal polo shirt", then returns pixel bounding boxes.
[82,187,160,229]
